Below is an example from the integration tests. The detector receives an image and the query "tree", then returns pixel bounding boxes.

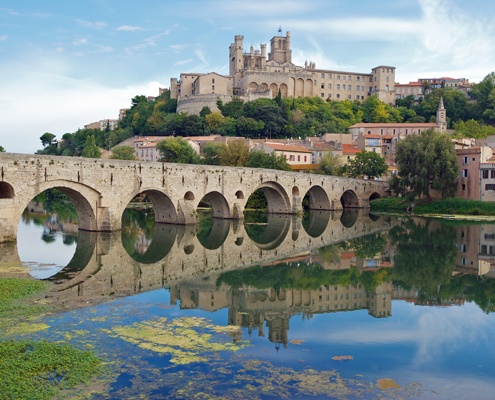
[202,142,225,165]
[156,137,200,164]
[111,146,137,160]
[219,139,250,166]
[346,151,387,179]
[40,132,56,147]
[0,146,5,152]
[395,128,459,201]
[315,152,344,176]
[81,135,101,158]
[247,151,291,171]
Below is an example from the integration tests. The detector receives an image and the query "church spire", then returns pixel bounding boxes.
[436,96,447,132]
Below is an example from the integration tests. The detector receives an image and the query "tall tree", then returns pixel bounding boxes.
[345,151,387,179]
[111,146,137,160]
[315,152,344,176]
[202,142,225,165]
[219,139,250,166]
[0,146,5,152]
[81,135,101,158]
[156,137,200,164]
[247,151,291,171]
[40,132,56,147]
[395,128,459,201]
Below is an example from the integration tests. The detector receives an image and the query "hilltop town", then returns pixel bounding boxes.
[29,31,495,204]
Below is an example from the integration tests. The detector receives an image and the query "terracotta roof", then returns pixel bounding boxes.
[349,123,437,129]
[290,164,318,170]
[363,133,382,139]
[264,142,313,153]
[342,144,361,155]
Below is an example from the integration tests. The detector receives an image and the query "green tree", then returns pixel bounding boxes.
[0,146,5,152]
[469,72,495,122]
[111,146,137,160]
[346,150,387,179]
[156,137,200,164]
[219,139,250,166]
[40,132,56,147]
[453,119,495,139]
[247,151,291,171]
[202,142,225,165]
[395,128,459,201]
[217,97,244,119]
[315,152,344,176]
[81,135,101,158]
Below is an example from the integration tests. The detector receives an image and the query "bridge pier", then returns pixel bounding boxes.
[0,199,17,243]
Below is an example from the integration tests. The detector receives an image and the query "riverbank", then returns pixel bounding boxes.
[370,197,495,220]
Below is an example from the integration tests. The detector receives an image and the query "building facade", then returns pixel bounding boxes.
[171,31,396,114]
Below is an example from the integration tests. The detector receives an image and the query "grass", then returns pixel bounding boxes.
[370,197,495,216]
[0,278,104,399]
[0,340,103,400]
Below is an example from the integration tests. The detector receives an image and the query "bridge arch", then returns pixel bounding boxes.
[18,180,100,232]
[254,181,291,214]
[198,191,231,219]
[130,189,178,224]
[369,192,381,201]
[0,182,15,198]
[340,189,360,208]
[245,214,290,250]
[304,185,331,210]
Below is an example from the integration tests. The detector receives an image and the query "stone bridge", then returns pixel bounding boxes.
[0,153,389,243]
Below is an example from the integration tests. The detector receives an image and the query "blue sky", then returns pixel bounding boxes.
[1,0,495,154]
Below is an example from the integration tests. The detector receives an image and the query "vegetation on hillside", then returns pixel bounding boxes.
[35,72,495,159]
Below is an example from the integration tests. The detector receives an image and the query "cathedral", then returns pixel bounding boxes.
[170,31,396,114]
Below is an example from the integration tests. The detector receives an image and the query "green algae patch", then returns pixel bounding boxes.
[109,316,248,365]
[0,339,103,400]
[0,277,51,329]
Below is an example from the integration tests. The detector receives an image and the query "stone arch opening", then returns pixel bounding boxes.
[249,181,291,215]
[235,190,244,200]
[296,78,304,97]
[197,191,230,219]
[305,78,313,96]
[270,83,278,97]
[302,185,331,210]
[340,209,359,228]
[292,186,300,197]
[17,186,96,276]
[0,182,15,198]
[369,192,381,202]
[124,190,178,224]
[340,189,360,208]
[260,83,269,92]
[249,82,259,92]
[280,83,288,97]
[184,191,195,201]
[303,210,331,238]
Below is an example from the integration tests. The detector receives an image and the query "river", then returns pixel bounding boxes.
[2,204,495,399]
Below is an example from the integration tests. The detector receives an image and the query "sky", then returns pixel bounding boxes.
[1,0,495,154]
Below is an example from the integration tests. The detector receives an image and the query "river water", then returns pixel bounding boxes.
[2,205,495,399]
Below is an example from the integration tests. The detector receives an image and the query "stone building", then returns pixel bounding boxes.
[171,31,396,114]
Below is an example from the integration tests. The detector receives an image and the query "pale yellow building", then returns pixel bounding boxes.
[171,31,396,114]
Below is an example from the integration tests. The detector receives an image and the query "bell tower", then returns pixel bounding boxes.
[436,96,447,131]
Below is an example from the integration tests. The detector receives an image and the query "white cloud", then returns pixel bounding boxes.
[77,20,107,29]
[175,58,193,66]
[0,58,164,154]
[72,37,88,46]
[0,35,7,41]
[116,25,143,32]
[170,44,186,52]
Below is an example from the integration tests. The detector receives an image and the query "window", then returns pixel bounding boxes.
[336,94,340,98]
[462,184,466,191]
[485,234,495,240]
[328,83,332,89]
[342,84,346,90]
[321,73,325,78]
[348,75,351,80]
[304,155,307,162]
[321,93,325,97]
[297,155,301,161]
[356,86,360,91]
[461,244,467,253]
[337,75,340,80]
[357,76,361,81]
[483,170,489,179]
[328,74,332,78]
[361,85,365,91]
[321,83,324,89]
[462,169,468,177]
[212,78,215,83]
[491,170,495,178]
[356,95,360,100]
[290,155,295,161]
[464,156,468,164]
[348,85,352,90]
[486,184,495,190]
[348,95,351,99]
[337,84,340,90]
[343,75,346,80]
[481,245,488,254]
